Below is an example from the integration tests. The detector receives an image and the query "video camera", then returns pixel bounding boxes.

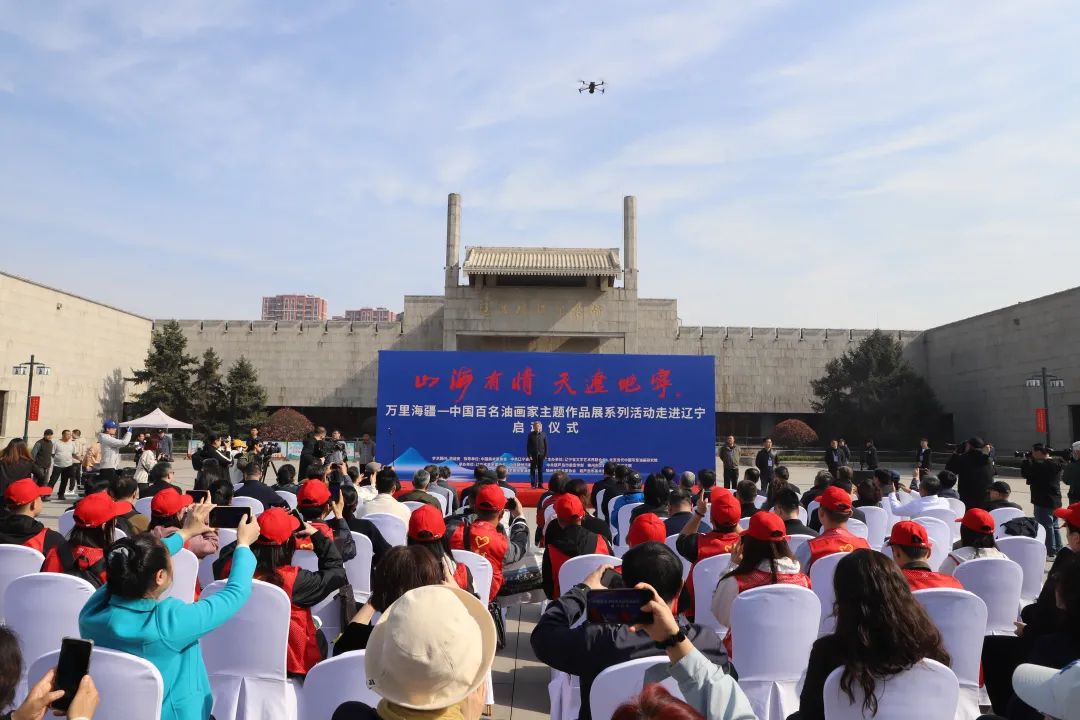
[1014,447,1073,460]
[258,441,281,457]
[320,439,347,456]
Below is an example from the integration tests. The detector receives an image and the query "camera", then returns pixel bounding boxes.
[1015,447,1072,460]
[258,441,281,457]
[320,439,347,456]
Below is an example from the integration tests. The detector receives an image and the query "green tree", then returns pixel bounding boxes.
[810,330,943,447]
[225,356,268,436]
[190,348,229,437]
[130,320,198,420]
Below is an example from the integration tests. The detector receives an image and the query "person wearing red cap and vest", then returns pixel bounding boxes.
[795,486,871,571]
[627,512,668,548]
[213,507,346,676]
[408,503,474,593]
[295,480,357,561]
[886,521,963,590]
[42,492,128,587]
[0,478,68,556]
[147,488,219,559]
[450,484,529,601]
[675,488,743,618]
[542,494,611,599]
[939,508,1006,575]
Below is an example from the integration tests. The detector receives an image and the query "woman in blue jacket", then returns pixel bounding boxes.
[80,501,261,720]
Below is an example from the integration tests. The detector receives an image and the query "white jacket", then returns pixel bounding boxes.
[885,492,953,518]
[97,430,132,470]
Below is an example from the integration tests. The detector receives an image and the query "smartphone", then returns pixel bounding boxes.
[599,568,625,589]
[208,506,251,529]
[290,507,307,527]
[187,489,209,503]
[330,484,341,501]
[586,588,653,625]
[51,637,93,711]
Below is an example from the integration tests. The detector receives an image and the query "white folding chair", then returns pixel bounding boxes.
[218,527,238,547]
[162,547,199,603]
[914,588,988,720]
[5,573,95,699]
[846,517,869,541]
[797,505,808,525]
[753,494,767,509]
[134,496,155,517]
[990,507,1024,527]
[590,657,684,720]
[200,579,298,720]
[859,505,888,549]
[595,488,608,521]
[300,650,381,719]
[401,500,424,513]
[453,549,494,601]
[738,516,752,531]
[996,536,1047,608]
[922,506,962,540]
[29,646,164,720]
[614,502,644,555]
[807,500,820,520]
[199,552,220,588]
[787,534,814,562]
[824,658,959,720]
[953,557,1023,635]
[58,509,76,537]
[363,513,407,546]
[558,554,622,597]
[914,516,953,571]
[995,519,1046,545]
[809,551,850,636]
[946,498,966,518]
[230,496,265,515]
[293,549,319,572]
[664,534,691,580]
[275,490,298,509]
[346,532,374,600]
[434,491,450,515]
[691,553,732,636]
[0,545,45,622]
[732,585,821,720]
[500,486,517,499]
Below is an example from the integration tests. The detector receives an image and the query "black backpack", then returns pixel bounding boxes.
[58,545,107,588]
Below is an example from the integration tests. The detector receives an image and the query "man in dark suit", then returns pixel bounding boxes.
[527,421,548,489]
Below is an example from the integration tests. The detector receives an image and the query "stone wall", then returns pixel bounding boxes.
[0,272,152,444]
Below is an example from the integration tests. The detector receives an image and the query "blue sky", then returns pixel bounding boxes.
[1,1,1078,329]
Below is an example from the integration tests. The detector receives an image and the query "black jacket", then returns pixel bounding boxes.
[214,529,346,606]
[298,437,324,479]
[233,480,288,509]
[862,446,879,470]
[1064,460,1080,505]
[0,513,68,556]
[986,498,1023,511]
[541,524,608,598]
[665,511,710,535]
[755,448,776,482]
[917,446,933,471]
[794,634,845,720]
[527,430,548,458]
[824,449,842,473]
[1022,458,1064,509]
[345,516,392,566]
[531,586,732,720]
[630,503,668,523]
[784,517,818,537]
[956,450,995,510]
[0,460,46,497]
[590,476,617,511]
[1020,547,1073,637]
[719,444,740,470]
[808,507,866,533]
[138,479,182,499]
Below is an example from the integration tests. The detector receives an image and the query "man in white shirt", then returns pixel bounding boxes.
[71,429,88,490]
[358,467,412,524]
[49,429,78,500]
[885,473,953,518]
[97,419,133,482]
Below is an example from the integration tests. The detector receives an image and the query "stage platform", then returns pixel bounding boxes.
[397,480,546,508]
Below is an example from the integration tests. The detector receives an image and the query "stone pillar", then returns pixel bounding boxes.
[623,195,637,293]
[446,193,461,290]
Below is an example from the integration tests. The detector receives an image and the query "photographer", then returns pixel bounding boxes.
[1021,443,1064,557]
[951,438,995,510]
[1065,441,1080,506]
[324,430,347,467]
[299,427,327,480]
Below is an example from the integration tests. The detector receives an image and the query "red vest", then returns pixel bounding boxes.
[546,535,609,600]
[23,527,48,553]
[682,532,740,616]
[903,567,963,591]
[453,561,470,591]
[293,522,334,552]
[451,521,509,602]
[734,568,812,593]
[807,528,870,564]
[273,566,321,676]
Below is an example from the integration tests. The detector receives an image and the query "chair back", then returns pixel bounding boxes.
[0,545,45,622]
[809,551,850,636]
[995,519,1046,545]
[453,549,494,601]
[29,646,165,720]
[293,549,320,572]
[590,657,683,720]
[615,501,644,543]
[500,486,516,499]
[995,536,1047,607]
[846,517,869,540]
[434,491,450,514]
[731,585,820,681]
[162,548,199,602]
[859,505,888,549]
[595,488,608,520]
[738,516,751,531]
[753,494,767,509]
[797,505,808,525]
[946,498,966,518]
[912,588,987,688]
[134,496,155,517]
[664,534,691,580]
[558,554,622,594]
[952,557,1023,635]
[807,500,821,519]
[914,516,952,570]
[230,496,265,515]
[218,527,238,547]
[346,532,375,597]
[823,658,959,720]
[198,552,220,588]
[274,490,298,509]
[787,534,814,561]
[691,553,732,634]
[989,507,1023,527]
[300,650,381,719]
[922,506,962,540]
[4,573,95,681]
[402,500,425,513]
[58,509,76,537]
[364,512,407,546]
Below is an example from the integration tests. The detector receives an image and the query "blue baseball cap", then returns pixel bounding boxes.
[103,420,118,429]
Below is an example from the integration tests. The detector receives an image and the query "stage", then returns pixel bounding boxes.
[397,480,546,508]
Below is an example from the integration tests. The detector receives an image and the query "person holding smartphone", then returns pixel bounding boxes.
[0,626,99,720]
[79,500,261,720]
[295,480,356,562]
[148,488,219,560]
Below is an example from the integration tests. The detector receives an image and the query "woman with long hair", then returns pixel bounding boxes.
[852,479,882,508]
[192,458,229,491]
[147,488,219,559]
[133,439,159,485]
[338,484,391,565]
[939,508,1005,575]
[791,549,949,720]
[0,438,45,495]
[41,492,127,588]
[272,463,299,494]
[407,503,474,593]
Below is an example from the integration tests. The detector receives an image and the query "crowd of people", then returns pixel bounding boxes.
[1,423,1079,720]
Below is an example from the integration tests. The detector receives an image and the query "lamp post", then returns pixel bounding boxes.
[1024,367,1065,447]
[12,355,52,441]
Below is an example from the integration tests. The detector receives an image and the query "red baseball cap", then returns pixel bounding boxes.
[818,486,853,513]
[554,494,584,523]
[150,488,192,517]
[298,480,331,507]
[257,507,301,545]
[73,492,126,528]
[1053,502,1080,527]
[709,488,741,526]
[745,511,788,542]
[474,484,507,512]
[408,504,447,541]
[956,508,995,535]
[887,520,931,548]
[4,478,51,506]
[627,512,667,547]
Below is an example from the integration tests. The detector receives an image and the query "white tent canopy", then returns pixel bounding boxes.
[119,408,193,430]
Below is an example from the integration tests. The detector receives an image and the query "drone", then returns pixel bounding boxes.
[579,80,605,95]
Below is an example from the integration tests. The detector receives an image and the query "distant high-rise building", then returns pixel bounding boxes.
[333,307,399,323]
[261,294,328,321]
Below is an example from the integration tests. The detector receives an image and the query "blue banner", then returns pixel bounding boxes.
[377,350,716,481]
